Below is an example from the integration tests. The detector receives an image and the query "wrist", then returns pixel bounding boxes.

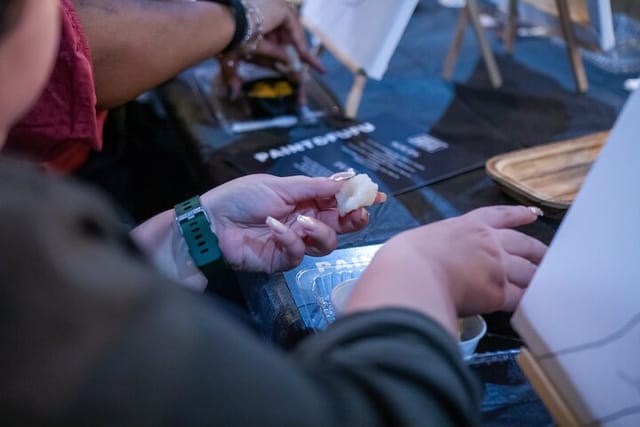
[386,232,466,309]
[349,240,459,337]
[129,210,209,291]
[241,0,264,51]
[201,0,263,53]
[174,196,230,281]
[199,188,223,235]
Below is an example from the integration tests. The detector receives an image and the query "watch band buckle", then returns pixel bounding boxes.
[176,206,211,236]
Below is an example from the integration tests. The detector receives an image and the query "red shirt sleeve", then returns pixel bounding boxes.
[5,0,106,173]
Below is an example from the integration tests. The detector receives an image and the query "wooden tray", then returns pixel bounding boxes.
[485,131,609,213]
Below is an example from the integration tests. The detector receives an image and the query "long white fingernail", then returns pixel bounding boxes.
[266,216,288,233]
[528,206,544,217]
[329,169,356,182]
[296,214,315,227]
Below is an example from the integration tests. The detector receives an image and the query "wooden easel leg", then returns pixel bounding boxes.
[504,0,518,55]
[517,348,582,427]
[555,0,588,93]
[467,0,503,88]
[442,8,469,80]
[345,71,367,119]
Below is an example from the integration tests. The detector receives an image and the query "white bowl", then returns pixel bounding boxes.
[459,315,487,360]
[330,278,359,317]
[331,279,487,360]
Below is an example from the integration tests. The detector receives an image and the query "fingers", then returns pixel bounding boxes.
[274,173,386,207]
[295,215,338,256]
[314,190,386,211]
[466,205,542,229]
[498,229,547,308]
[338,208,370,234]
[315,189,385,233]
[271,175,342,202]
[374,192,388,204]
[226,76,243,101]
[496,229,547,265]
[503,254,538,288]
[266,214,339,260]
[497,228,546,307]
[250,11,324,73]
[297,48,325,73]
[268,174,386,235]
[282,11,325,73]
[219,54,243,100]
[265,216,306,267]
[502,284,526,312]
[253,38,291,65]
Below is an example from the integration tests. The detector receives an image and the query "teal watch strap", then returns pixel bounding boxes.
[175,196,228,280]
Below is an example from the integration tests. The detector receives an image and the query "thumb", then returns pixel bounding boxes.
[271,175,344,202]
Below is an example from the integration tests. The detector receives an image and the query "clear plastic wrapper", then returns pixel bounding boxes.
[282,245,381,330]
[294,264,368,329]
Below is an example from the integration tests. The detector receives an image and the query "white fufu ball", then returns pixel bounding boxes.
[335,174,378,216]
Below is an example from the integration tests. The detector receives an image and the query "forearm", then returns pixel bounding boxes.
[130,208,175,257]
[130,208,208,290]
[74,0,235,109]
[345,241,460,338]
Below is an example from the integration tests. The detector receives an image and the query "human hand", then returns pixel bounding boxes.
[405,205,547,315]
[345,206,547,336]
[248,0,323,72]
[200,172,386,273]
[219,0,323,101]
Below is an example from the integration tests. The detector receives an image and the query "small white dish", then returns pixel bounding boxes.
[330,278,359,317]
[459,315,487,361]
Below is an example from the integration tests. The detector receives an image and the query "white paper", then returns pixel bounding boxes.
[301,0,418,80]
[512,89,640,426]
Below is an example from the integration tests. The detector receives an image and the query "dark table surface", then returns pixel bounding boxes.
[158,61,562,426]
[153,3,634,424]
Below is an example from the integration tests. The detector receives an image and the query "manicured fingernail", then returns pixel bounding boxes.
[528,206,544,217]
[378,192,388,203]
[266,216,288,233]
[329,169,356,182]
[296,214,316,228]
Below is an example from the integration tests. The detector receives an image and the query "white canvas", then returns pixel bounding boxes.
[301,0,418,80]
[512,89,640,426]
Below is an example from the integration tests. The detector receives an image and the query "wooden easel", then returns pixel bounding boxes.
[442,0,589,93]
[517,347,582,427]
[305,33,368,119]
[442,0,503,88]
[513,0,588,92]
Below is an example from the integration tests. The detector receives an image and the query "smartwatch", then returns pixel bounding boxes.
[174,196,228,280]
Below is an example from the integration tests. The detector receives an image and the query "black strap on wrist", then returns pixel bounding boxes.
[201,0,248,53]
